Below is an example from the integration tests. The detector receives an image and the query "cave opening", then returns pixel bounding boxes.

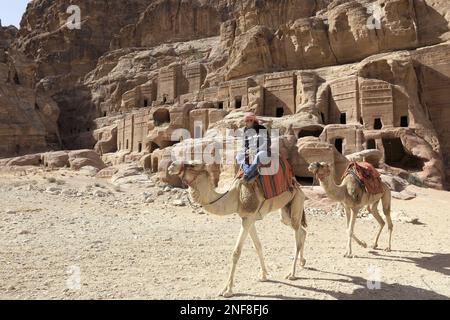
[144,99,149,108]
[235,97,242,109]
[340,113,347,124]
[383,138,424,171]
[374,118,383,130]
[152,158,159,173]
[367,139,376,150]
[335,138,343,154]
[138,142,143,153]
[400,116,409,128]
[298,128,323,139]
[154,109,170,126]
[35,103,40,111]
[276,107,284,118]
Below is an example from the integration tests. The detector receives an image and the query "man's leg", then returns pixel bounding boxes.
[244,163,259,180]
[243,151,268,181]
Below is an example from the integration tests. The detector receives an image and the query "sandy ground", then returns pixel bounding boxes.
[0,167,449,300]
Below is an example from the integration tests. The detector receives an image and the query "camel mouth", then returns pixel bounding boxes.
[308,162,321,174]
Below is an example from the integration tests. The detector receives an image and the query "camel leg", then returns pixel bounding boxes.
[344,206,367,248]
[286,225,307,280]
[370,201,385,250]
[219,218,253,298]
[286,190,307,280]
[298,226,307,267]
[385,214,393,252]
[249,225,269,282]
[280,207,291,226]
[382,190,393,252]
[345,208,358,258]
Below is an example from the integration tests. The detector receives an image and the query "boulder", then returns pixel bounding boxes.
[42,151,69,168]
[347,150,383,167]
[381,174,409,193]
[68,150,106,171]
[0,154,42,167]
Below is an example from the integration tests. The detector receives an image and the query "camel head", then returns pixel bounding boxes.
[168,161,208,186]
[308,162,332,180]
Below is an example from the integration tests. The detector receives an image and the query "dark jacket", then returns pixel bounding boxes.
[243,123,272,164]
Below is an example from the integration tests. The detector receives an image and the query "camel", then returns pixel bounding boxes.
[308,162,393,258]
[168,161,308,298]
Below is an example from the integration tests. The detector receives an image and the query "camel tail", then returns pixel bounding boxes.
[301,210,308,228]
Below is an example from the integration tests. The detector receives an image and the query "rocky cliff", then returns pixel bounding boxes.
[1,0,450,189]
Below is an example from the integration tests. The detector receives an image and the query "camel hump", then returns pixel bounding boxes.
[344,161,383,195]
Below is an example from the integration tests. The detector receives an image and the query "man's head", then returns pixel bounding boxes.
[244,113,258,129]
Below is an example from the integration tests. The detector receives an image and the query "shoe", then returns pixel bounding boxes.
[243,174,258,184]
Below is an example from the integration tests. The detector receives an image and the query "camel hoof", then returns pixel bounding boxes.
[259,274,269,282]
[372,244,378,250]
[219,288,233,298]
[360,241,367,248]
[218,287,228,297]
[285,274,298,281]
[385,247,391,252]
[222,291,234,298]
[280,218,290,226]
[300,258,307,267]
[344,253,354,258]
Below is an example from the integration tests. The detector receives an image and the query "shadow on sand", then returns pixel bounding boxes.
[235,251,450,300]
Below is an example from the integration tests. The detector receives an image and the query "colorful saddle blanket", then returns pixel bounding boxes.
[239,157,294,199]
[343,161,383,195]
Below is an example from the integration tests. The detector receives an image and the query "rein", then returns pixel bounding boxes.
[178,163,237,207]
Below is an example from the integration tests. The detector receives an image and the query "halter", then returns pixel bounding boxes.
[177,162,233,206]
[178,163,203,186]
[311,163,330,183]
[314,172,328,181]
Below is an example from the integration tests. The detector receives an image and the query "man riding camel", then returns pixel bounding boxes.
[236,113,272,182]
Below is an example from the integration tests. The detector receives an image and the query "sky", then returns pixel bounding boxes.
[0,0,31,27]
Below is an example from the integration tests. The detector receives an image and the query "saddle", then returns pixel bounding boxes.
[238,156,295,200]
[343,161,383,195]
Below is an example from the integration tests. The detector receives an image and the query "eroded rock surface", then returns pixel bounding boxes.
[1,0,450,190]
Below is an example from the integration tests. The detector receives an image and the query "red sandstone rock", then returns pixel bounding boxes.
[1,0,450,189]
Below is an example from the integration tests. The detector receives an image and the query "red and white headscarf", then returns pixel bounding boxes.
[244,112,259,124]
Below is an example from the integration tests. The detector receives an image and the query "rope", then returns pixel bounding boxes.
[185,176,239,209]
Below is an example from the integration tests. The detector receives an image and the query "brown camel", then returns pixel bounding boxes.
[168,161,308,298]
[308,162,393,257]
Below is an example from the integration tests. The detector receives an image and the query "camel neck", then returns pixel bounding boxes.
[319,174,346,202]
[188,174,238,216]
